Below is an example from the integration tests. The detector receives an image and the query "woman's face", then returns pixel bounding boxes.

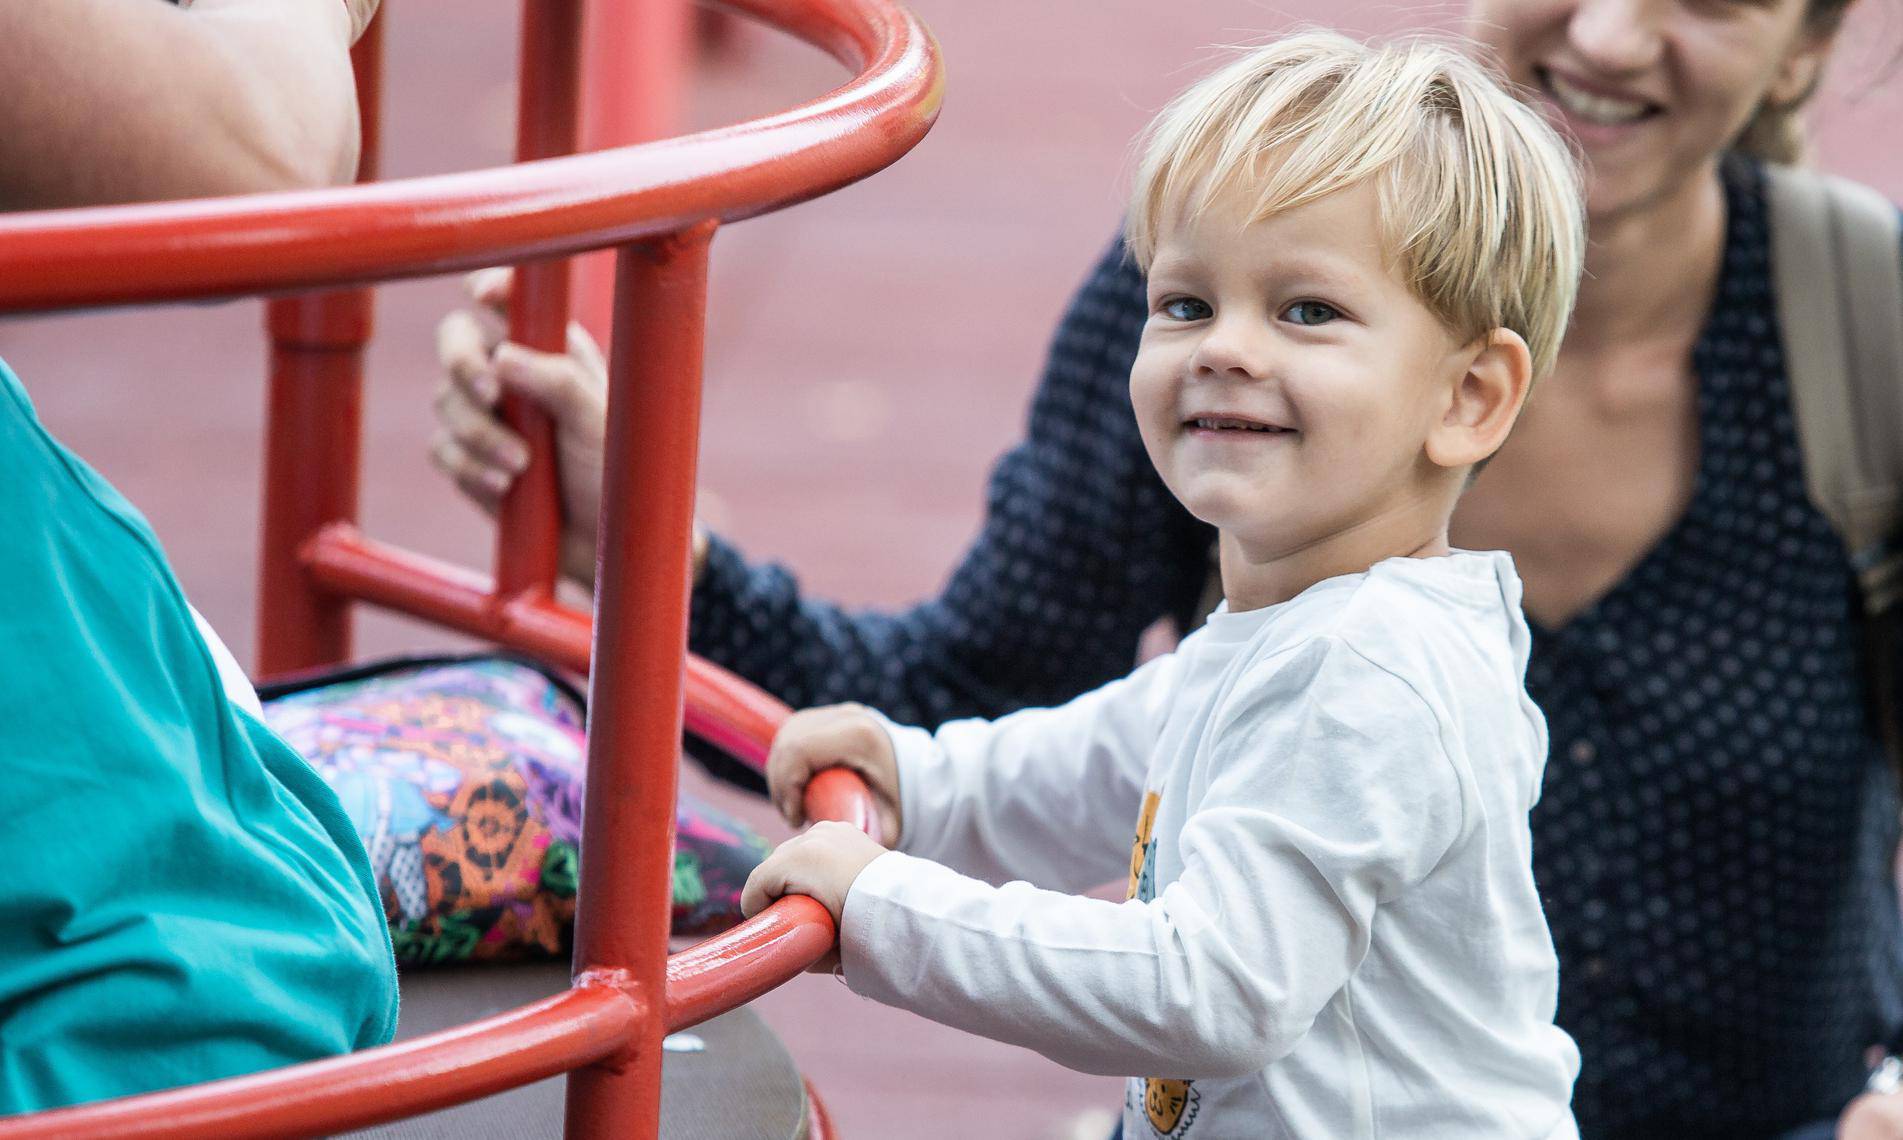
[1466,0,1834,221]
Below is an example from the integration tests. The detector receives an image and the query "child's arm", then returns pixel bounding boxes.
[766,652,1178,892]
[0,0,374,211]
[751,638,1467,1077]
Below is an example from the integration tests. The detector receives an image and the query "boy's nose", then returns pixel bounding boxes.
[1189,322,1268,382]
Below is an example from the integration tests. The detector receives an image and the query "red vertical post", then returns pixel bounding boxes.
[494,0,586,602]
[255,17,384,678]
[564,222,716,1140]
[573,0,694,345]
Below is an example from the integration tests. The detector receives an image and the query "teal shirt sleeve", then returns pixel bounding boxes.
[0,357,397,1113]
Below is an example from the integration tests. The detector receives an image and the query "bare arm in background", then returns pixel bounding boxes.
[0,0,379,210]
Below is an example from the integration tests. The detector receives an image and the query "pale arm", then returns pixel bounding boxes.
[0,0,369,210]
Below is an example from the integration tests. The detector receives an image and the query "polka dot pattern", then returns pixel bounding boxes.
[1529,158,1903,1136]
[686,158,1903,1137]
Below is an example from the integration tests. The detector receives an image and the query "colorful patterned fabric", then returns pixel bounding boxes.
[261,656,771,965]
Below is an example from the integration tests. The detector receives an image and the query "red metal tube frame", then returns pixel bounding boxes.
[496,0,584,603]
[0,985,639,1140]
[0,0,940,1135]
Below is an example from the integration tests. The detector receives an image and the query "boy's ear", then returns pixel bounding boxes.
[1425,328,1532,470]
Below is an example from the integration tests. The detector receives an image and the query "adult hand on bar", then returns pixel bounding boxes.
[432,268,709,588]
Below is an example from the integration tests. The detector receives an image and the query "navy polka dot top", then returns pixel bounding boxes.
[688,156,1903,1137]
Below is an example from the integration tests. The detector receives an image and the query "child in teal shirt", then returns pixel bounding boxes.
[0,357,397,1112]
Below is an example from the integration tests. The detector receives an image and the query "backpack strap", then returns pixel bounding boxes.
[1765,163,1903,615]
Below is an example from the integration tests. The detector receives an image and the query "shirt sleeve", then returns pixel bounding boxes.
[837,637,1467,1079]
[870,651,1177,892]
[685,239,1213,780]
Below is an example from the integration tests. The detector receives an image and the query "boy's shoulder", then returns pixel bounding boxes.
[1238,550,1529,700]
[1212,551,1543,796]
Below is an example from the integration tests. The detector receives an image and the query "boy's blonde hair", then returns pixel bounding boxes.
[1126,31,1585,382]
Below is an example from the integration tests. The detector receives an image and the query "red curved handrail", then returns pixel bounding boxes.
[0,985,639,1140]
[0,0,937,1134]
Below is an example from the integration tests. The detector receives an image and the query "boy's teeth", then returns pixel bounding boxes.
[1546,72,1651,126]
[1195,418,1278,432]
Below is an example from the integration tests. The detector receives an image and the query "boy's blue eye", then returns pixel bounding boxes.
[1160,297,1212,321]
[1283,300,1339,326]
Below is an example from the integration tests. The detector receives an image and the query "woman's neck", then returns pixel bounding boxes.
[1567,167,1728,359]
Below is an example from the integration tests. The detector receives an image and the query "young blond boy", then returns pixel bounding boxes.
[741,31,1586,1139]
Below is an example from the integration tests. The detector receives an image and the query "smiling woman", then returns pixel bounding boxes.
[427,1,1903,1135]
[1469,0,1850,217]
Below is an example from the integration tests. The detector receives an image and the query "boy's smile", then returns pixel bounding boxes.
[1130,179,1477,599]
[1183,413,1294,438]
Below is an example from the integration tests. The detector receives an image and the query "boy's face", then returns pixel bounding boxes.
[1131,181,1473,560]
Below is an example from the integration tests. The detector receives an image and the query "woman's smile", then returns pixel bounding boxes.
[1533,64,1664,149]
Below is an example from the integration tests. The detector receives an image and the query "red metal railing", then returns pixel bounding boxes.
[0,0,938,1135]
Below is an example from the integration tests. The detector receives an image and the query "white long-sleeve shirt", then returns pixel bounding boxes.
[839,550,1580,1139]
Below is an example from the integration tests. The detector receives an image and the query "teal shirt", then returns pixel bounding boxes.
[0,358,397,1113]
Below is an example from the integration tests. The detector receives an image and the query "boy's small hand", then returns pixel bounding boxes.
[740,820,889,942]
[765,704,903,842]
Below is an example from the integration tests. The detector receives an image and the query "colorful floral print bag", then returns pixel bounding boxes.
[258,655,770,966]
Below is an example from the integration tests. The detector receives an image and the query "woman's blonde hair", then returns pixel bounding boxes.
[1125,31,1585,383]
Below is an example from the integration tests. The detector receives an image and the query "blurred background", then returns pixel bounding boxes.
[3,1,1901,1135]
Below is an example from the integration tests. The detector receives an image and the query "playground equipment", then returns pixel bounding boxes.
[0,0,940,1135]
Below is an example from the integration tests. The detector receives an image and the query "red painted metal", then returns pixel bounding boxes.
[496,0,585,603]
[805,1080,838,1140]
[350,12,385,187]
[255,20,384,676]
[299,525,793,766]
[665,894,838,1032]
[575,0,693,343]
[564,224,718,1138]
[809,766,883,844]
[0,0,938,1134]
[0,983,638,1139]
[256,294,370,674]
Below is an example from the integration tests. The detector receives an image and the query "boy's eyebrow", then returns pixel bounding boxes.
[1259,250,1365,291]
[1147,245,1371,293]
[1144,250,1202,285]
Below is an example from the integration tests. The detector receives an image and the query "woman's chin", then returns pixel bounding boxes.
[1580,150,1720,227]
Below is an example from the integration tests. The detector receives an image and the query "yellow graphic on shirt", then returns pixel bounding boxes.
[1143,1078,1200,1137]
[1127,790,1160,901]
[1127,791,1198,1136]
